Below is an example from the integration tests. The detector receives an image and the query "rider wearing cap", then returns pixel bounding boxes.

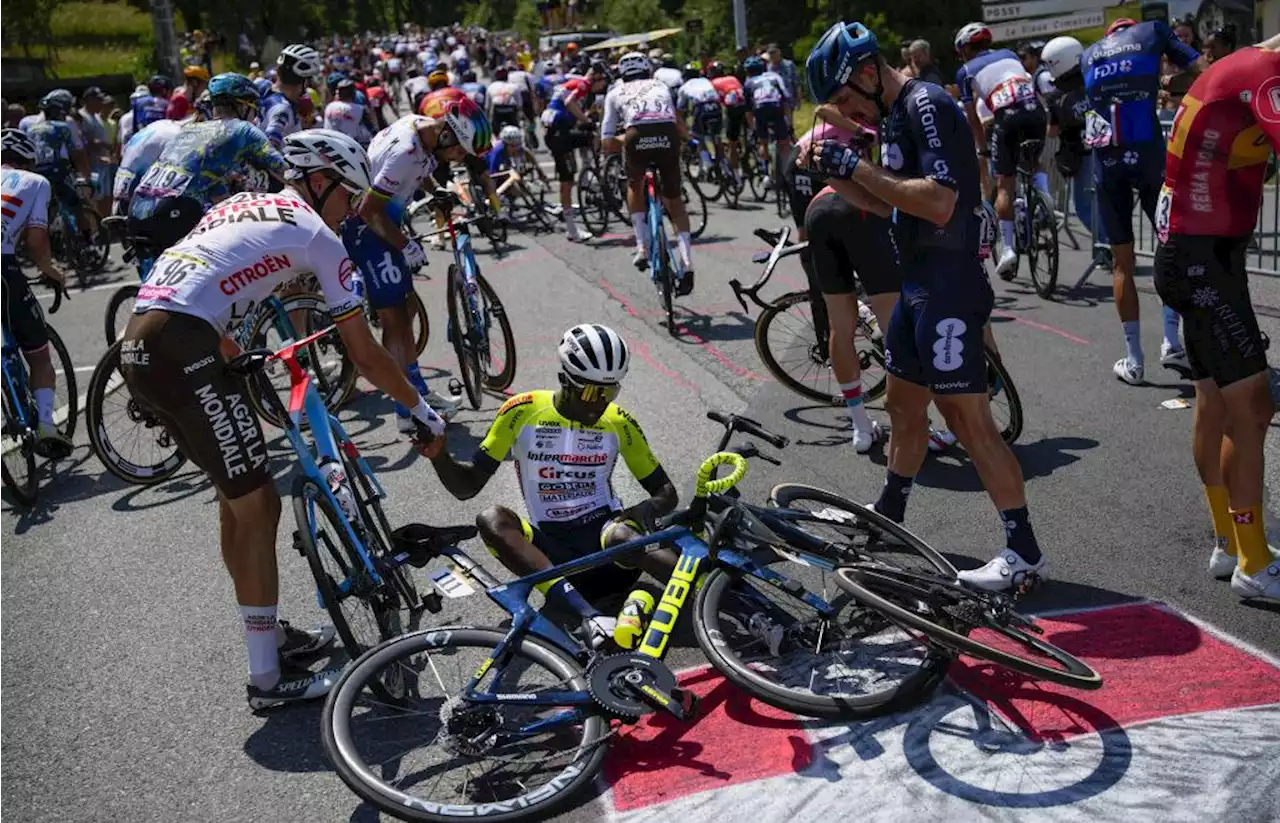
[1080,18,1202,386]
[122,128,445,709]
[419,324,679,641]
[806,21,1046,592]
[345,102,494,430]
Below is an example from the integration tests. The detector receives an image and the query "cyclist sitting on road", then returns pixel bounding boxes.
[486,124,535,202]
[345,103,493,430]
[127,73,284,277]
[953,22,1052,282]
[416,324,680,643]
[708,61,747,183]
[261,44,324,149]
[743,55,794,191]
[121,129,446,709]
[541,66,608,242]
[1082,18,1201,385]
[806,21,1045,592]
[1,129,73,458]
[602,52,696,292]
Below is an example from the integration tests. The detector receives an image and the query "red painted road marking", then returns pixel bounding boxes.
[991,310,1092,346]
[948,602,1280,741]
[605,666,813,812]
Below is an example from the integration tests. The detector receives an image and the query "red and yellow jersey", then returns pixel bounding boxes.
[1162,47,1280,238]
[417,86,466,118]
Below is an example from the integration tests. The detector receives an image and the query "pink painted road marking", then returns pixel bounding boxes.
[992,310,1091,345]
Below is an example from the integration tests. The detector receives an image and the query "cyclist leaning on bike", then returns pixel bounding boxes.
[541,66,609,242]
[806,21,1044,592]
[121,129,446,708]
[418,324,680,645]
[602,52,696,293]
[1,129,72,457]
[677,62,725,178]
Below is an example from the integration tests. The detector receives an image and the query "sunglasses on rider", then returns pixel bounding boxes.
[560,372,621,404]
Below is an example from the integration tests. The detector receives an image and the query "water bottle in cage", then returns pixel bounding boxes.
[613,589,655,649]
[320,457,360,525]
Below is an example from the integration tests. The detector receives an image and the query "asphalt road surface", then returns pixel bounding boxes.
[5,176,1280,822]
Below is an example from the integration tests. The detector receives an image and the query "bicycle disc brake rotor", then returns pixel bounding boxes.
[588,654,677,721]
[439,698,503,757]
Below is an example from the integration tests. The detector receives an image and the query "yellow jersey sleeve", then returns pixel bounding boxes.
[604,404,663,484]
[478,390,550,462]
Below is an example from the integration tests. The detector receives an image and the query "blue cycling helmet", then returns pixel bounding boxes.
[743,55,766,76]
[456,56,470,73]
[326,71,348,91]
[208,73,260,106]
[253,77,273,98]
[805,21,879,104]
[38,90,70,117]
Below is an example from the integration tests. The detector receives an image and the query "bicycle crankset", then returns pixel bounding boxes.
[587,654,696,722]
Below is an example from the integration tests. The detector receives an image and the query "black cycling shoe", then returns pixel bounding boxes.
[246,664,342,710]
[33,426,73,460]
[277,621,336,660]
[676,270,695,297]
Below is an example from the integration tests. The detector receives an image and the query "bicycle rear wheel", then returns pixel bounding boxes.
[447,264,484,409]
[293,475,404,701]
[754,291,841,404]
[681,177,708,239]
[474,272,517,391]
[575,167,611,237]
[833,564,1102,690]
[2,385,38,506]
[322,626,609,823]
[410,288,430,358]
[603,154,630,223]
[104,285,140,345]
[46,325,77,442]
[86,341,186,485]
[1027,190,1060,299]
[985,346,1023,445]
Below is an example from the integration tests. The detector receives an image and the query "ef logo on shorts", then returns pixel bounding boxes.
[933,317,967,372]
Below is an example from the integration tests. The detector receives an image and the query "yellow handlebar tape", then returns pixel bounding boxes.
[694,452,748,498]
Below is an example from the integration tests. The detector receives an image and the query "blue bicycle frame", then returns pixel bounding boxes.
[645,169,685,285]
[446,215,487,339]
[1,325,33,434]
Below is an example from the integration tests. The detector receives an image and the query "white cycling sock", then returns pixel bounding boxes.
[563,209,578,237]
[242,605,280,688]
[631,212,647,251]
[999,220,1015,252]
[677,232,693,269]
[34,387,55,426]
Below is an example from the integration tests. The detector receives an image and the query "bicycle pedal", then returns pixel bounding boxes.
[447,378,464,396]
[291,530,305,556]
[1014,571,1044,597]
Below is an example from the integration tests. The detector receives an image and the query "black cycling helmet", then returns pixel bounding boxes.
[148,74,174,94]
[494,65,509,81]
[706,60,725,79]
[682,62,701,81]
[462,69,477,83]
[1,128,38,165]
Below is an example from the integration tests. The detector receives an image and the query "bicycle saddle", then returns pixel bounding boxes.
[223,348,273,376]
[392,523,479,566]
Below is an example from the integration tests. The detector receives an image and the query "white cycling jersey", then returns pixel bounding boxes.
[323,101,369,143]
[134,189,362,335]
[654,67,684,90]
[677,77,720,114]
[487,80,521,109]
[601,78,676,139]
[507,70,535,105]
[1,167,52,255]
[114,119,183,202]
[368,115,439,207]
[386,57,402,75]
[956,49,1037,114]
[403,75,429,104]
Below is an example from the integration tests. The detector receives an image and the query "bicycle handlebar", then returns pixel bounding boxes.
[707,411,789,450]
[27,274,67,314]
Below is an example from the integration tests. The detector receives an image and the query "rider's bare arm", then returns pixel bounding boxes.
[334,312,425,410]
[429,448,499,500]
[358,191,409,249]
[22,227,65,284]
[851,161,958,227]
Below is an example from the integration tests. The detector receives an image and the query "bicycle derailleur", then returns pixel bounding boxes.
[587,654,697,723]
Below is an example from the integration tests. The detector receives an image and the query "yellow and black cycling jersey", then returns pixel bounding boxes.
[473,390,669,526]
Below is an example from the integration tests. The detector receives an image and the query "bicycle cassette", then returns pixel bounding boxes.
[587,654,686,722]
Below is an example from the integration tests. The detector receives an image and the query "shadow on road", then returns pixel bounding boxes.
[910,436,1099,493]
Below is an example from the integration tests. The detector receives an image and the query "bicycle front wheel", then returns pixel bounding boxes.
[410,289,430,359]
[474,272,517,391]
[986,346,1023,445]
[323,626,610,823]
[575,167,611,236]
[2,383,38,506]
[833,564,1102,690]
[104,284,140,345]
[754,291,840,404]
[86,341,186,485]
[681,177,708,239]
[447,264,484,409]
[46,325,77,442]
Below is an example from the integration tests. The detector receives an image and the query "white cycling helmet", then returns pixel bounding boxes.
[954,23,993,54]
[282,129,372,192]
[617,51,651,81]
[1,128,39,163]
[499,124,523,145]
[558,324,630,385]
[1041,36,1084,80]
[277,44,323,79]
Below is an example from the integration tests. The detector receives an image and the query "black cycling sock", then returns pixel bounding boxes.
[999,507,1042,565]
[874,471,913,524]
[544,577,600,618]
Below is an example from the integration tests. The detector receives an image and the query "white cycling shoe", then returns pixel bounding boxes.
[1113,357,1145,386]
[1160,342,1191,376]
[927,428,957,453]
[851,420,885,455]
[1230,561,1280,604]
[566,227,594,243]
[995,248,1018,281]
[957,549,1049,593]
[1209,540,1237,579]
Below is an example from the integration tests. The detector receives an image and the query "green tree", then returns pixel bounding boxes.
[3,0,63,58]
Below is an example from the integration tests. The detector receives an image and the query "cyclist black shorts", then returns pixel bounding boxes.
[544,124,591,183]
[1095,146,1163,246]
[121,309,270,500]
[491,104,520,132]
[691,102,723,139]
[989,103,1047,178]
[804,191,901,297]
[512,508,641,601]
[1,255,49,353]
[623,123,681,199]
[725,104,747,141]
[787,167,817,229]
[37,166,80,220]
[753,104,789,143]
[126,195,204,266]
[1155,233,1267,387]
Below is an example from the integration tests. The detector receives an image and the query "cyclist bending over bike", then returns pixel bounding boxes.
[1,129,73,457]
[418,324,680,644]
[807,21,1045,592]
[120,130,446,708]
[541,66,609,242]
[603,52,696,294]
[677,62,725,179]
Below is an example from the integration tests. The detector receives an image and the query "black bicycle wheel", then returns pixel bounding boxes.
[743,143,766,201]
[243,295,356,429]
[695,558,950,719]
[680,177,708,239]
[1,383,38,506]
[754,291,841,405]
[575,167,611,237]
[721,155,742,209]
[322,626,610,823]
[86,341,186,485]
[685,145,725,203]
[985,346,1023,445]
[103,284,140,346]
[1027,190,1060,300]
[410,289,431,359]
[767,483,959,577]
[340,444,420,614]
[447,264,484,409]
[475,272,517,391]
[293,474,404,701]
[46,325,77,442]
[833,564,1102,690]
[603,154,630,224]
[79,217,111,275]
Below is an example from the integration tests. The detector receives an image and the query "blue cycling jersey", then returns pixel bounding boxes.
[1081,20,1198,148]
[744,72,791,111]
[460,81,487,107]
[131,94,170,131]
[879,79,983,271]
[486,141,516,176]
[129,119,284,219]
[259,91,300,148]
[22,118,78,175]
